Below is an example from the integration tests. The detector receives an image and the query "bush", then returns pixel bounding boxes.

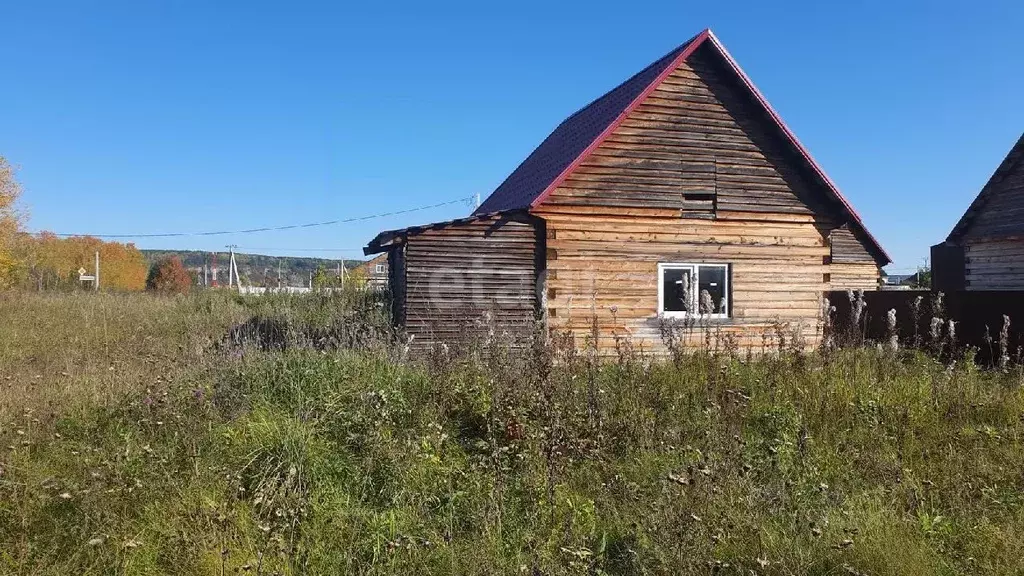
[146,256,193,294]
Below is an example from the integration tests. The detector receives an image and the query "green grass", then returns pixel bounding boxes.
[1,291,1023,574]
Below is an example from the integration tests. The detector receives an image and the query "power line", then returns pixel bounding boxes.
[235,247,367,253]
[35,195,475,239]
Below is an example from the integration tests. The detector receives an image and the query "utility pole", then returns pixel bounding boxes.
[226,242,243,289]
[226,245,240,290]
[94,251,100,291]
[277,260,282,289]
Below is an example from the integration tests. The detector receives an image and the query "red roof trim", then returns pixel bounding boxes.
[528,29,712,211]
[705,31,891,264]
[527,28,891,265]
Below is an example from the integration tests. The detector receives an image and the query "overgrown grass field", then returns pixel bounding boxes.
[1,291,1023,574]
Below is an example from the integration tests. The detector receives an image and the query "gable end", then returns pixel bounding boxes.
[947,132,1024,242]
[473,29,889,265]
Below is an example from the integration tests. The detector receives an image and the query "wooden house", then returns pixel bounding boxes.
[353,253,389,291]
[932,132,1024,291]
[365,29,889,353]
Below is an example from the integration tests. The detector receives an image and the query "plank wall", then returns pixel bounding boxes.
[828,225,880,290]
[397,215,542,352]
[962,143,1024,241]
[965,238,1024,290]
[532,43,879,352]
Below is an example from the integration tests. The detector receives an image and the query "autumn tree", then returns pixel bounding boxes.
[13,233,148,291]
[0,156,25,288]
[346,266,368,290]
[146,256,193,294]
[0,157,148,292]
[97,239,148,290]
[311,264,335,289]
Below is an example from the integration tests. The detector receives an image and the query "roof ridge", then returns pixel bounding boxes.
[557,31,705,126]
[472,28,889,264]
[945,132,1024,242]
[702,30,890,263]
[473,31,705,216]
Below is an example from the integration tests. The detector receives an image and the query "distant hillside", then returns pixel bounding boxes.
[141,250,364,287]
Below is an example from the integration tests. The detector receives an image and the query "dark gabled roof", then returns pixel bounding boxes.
[473,32,701,215]
[945,132,1024,242]
[473,28,891,265]
[363,210,531,255]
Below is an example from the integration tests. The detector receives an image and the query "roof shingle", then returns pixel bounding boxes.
[474,34,699,214]
[471,28,890,264]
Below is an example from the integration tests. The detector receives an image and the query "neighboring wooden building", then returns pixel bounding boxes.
[365,29,889,353]
[933,133,1024,291]
[353,253,389,291]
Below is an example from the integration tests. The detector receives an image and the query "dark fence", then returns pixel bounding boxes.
[827,290,1024,365]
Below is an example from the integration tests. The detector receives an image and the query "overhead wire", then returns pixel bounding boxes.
[34,195,476,239]
[233,247,367,253]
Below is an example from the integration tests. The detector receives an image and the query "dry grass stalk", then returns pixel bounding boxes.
[886,308,898,353]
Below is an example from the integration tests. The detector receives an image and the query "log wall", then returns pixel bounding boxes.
[532,43,879,352]
[396,215,542,352]
[965,238,1024,290]
[827,226,879,290]
[962,146,1024,240]
[536,206,834,351]
[957,137,1024,290]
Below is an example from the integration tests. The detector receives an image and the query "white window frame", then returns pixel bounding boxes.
[657,262,730,319]
[375,264,386,274]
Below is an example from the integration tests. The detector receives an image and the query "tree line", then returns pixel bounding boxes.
[0,155,369,294]
[0,156,157,291]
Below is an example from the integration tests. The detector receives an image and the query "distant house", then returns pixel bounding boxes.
[353,253,388,291]
[365,29,889,353]
[933,132,1024,291]
[883,273,916,287]
[881,272,926,290]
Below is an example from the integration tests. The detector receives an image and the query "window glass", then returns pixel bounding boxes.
[698,265,727,314]
[661,267,692,312]
[659,263,729,318]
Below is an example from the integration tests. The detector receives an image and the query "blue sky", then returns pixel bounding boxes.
[2,0,1022,272]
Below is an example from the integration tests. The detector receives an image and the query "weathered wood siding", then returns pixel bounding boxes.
[828,225,880,290]
[830,225,874,263]
[533,43,878,352]
[536,208,829,350]
[548,47,827,216]
[956,141,1024,290]
[964,238,1024,290]
[397,215,542,351]
[962,142,1024,241]
[829,263,880,291]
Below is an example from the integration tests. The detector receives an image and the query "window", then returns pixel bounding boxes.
[657,263,729,318]
[375,264,386,274]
